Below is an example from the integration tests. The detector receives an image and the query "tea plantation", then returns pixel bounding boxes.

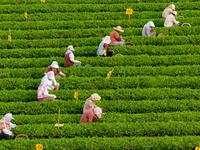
[0,0,200,149]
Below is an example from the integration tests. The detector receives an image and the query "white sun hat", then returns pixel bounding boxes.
[102,36,111,44]
[51,61,59,69]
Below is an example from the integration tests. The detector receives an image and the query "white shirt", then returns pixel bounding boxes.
[162,8,173,18]
[164,14,179,27]
[69,52,80,63]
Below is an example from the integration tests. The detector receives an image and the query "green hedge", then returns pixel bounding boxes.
[0,0,198,4]
[10,111,200,125]
[0,26,199,40]
[0,99,199,115]
[1,76,200,90]
[0,17,198,31]
[10,121,200,138]
[1,65,200,79]
[0,45,200,58]
[1,55,200,68]
[1,35,200,49]
[1,87,200,102]
[0,136,199,150]
[0,3,199,14]
[0,11,198,22]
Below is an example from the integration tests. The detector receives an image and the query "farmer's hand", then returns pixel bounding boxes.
[11,133,14,137]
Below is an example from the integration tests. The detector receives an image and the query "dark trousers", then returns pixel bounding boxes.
[0,132,10,140]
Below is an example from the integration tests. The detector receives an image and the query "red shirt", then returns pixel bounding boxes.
[80,108,95,123]
[110,30,121,42]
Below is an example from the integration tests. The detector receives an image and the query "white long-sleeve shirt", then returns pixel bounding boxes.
[164,14,180,27]
[162,8,173,18]
[41,75,57,90]
[69,52,80,63]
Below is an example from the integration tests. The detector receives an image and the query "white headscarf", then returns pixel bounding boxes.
[65,45,75,55]
[94,107,102,118]
[90,93,101,101]
[4,113,14,122]
[145,21,155,28]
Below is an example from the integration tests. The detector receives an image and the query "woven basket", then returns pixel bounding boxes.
[15,134,29,140]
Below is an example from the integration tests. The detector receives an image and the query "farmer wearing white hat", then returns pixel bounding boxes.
[83,93,101,113]
[109,26,125,46]
[0,113,16,140]
[164,11,180,27]
[38,74,57,101]
[80,107,103,123]
[41,71,59,91]
[142,21,156,36]
[97,36,114,57]
[162,4,175,18]
[45,61,66,78]
[64,45,82,67]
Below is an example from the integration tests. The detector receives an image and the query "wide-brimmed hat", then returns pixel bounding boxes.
[68,45,75,51]
[172,11,177,16]
[51,61,59,69]
[94,107,102,118]
[102,36,111,44]
[113,26,124,32]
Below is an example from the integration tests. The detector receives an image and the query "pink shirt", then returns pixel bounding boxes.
[80,108,95,123]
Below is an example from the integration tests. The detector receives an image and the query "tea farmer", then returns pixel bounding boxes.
[162,4,175,18]
[142,21,156,36]
[41,71,59,91]
[0,113,17,140]
[45,61,66,78]
[80,107,103,123]
[37,78,57,101]
[164,11,180,27]
[83,93,101,113]
[97,36,114,57]
[109,26,125,46]
[64,45,82,67]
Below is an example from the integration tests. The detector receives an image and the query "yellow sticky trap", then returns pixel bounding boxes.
[36,144,43,150]
[41,0,45,2]
[8,35,12,42]
[24,12,28,19]
[195,147,200,150]
[106,68,114,79]
[74,91,78,102]
[126,8,133,15]
[103,49,107,56]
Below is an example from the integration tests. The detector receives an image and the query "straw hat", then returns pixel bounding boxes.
[51,61,59,69]
[102,36,111,44]
[113,26,124,32]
